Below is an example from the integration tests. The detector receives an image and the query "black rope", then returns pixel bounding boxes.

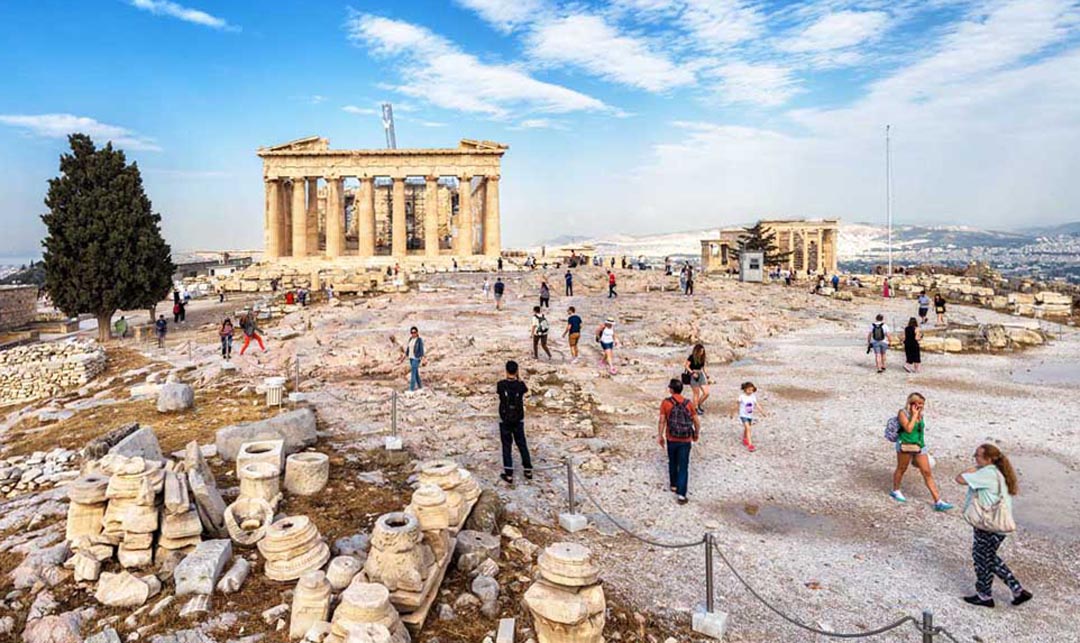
[570,470,705,549]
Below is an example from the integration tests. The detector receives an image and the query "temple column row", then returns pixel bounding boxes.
[264,174,501,259]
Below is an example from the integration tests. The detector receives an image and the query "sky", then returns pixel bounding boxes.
[1,0,1078,259]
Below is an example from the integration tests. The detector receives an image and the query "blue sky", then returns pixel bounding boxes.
[1,0,1078,259]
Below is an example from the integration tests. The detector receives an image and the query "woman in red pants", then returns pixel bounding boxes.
[239,313,266,355]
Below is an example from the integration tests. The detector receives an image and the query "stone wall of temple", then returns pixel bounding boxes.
[0,285,37,332]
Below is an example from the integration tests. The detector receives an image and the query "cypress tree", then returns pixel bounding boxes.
[41,134,174,341]
[730,222,793,267]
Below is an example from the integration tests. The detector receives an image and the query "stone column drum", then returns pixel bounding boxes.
[406,484,451,561]
[331,582,411,643]
[362,512,434,593]
[257,515,331,582]
[290,569,332,639]
[284,452,329,496]
[66,473,109,543]
[523,542,606,643]
[238,461,281,507]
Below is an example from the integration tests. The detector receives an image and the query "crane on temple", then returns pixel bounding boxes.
[381,103,397,149]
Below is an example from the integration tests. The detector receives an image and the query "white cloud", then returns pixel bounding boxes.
[525,14,696,92]
[128,0,236,31]
[513,118,568,129]
[346,13,610,117]
[679,0,765,49]
[0,114,162,152]
[706,62,801,106]
[780,10,889,52]
[342,105,377,115]
[453,0,547,33]
[418,120,448,127]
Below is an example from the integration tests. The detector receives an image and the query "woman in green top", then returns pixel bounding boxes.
[890,392,953,511]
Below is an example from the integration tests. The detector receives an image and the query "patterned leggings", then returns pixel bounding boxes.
[972,528,1023,598]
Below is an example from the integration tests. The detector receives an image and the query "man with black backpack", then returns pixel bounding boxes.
[657,378,700,504]
[531,305,552,360]
[497,360,533,484]
[867,313,892,373]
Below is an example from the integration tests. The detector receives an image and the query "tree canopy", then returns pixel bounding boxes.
[41,134,174,340]
[730,222,793,267]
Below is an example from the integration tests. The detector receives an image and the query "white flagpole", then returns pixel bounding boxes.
[886,124,893,277]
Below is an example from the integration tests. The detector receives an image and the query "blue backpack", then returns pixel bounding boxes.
[884,416,901,442]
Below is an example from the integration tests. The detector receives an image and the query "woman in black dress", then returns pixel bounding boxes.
[904,317,922,373]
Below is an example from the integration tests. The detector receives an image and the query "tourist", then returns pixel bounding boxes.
[904,317,923,373]
[482,277,490,299]
[935,292,948,325]
[784,270,792,286]
[954,443,1032,608]
[173,289,180,305]
[539,279,550,309]
[298,288,308,306]
[867,313,891,373]
[113,315,128,339]
[397,326,426,391]
[493,277,505,310]
[394,263,400,276]
[219,317,234,360]
[239,314,266,355]
[607,270,617,298]
[918,290,931,324]
[831,274,840,291]
[562,306,583,362]
[679,266,687,293]
[496,360,533,484]
[326,284,335,300]
[735,381,763,452]
[270,277,279,293]
[564,269,573,297]
[172,300,182,324]
[218,286,225,303]
[883,277,892,298]
[657,378,700,504]
[890,392,953,511]
[497,257,503,272]
[683,344,710,413]
[530,306,552,360]
[684,265,694,296]
[452,258,458,272]
[595,317,617,375]
[610,257,615,269]
[154,314,167,348]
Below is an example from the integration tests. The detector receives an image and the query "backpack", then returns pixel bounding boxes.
[884,415,901,442]
[871,323,885,341]
[501,383,525,422]
[535,315,549,335]
[667,397,695,439]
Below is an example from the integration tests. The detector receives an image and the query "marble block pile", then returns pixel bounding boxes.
[258,515,331,582]
[102,455,165,568]
[416,459,482,533]
[0,338,106,404]
[523,543,606,643]
[1,447,80,496]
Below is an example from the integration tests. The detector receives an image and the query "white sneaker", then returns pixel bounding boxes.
[890,490,907,503]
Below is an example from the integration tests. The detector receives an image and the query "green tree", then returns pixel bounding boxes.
[41,134,174,341]
[730,222,793,267]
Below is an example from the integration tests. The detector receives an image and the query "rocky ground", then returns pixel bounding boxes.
[1,265,1078,642]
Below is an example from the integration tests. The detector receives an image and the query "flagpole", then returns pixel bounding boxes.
[886,124,893,277]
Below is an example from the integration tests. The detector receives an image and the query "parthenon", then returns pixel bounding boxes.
[258,137,507,262]
[701,219,839,274]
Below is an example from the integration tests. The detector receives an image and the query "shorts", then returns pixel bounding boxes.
[739,416,754,425]
[918,307,929,318]
[935,307,945,314]
[870,340,889,355]
[895,442,927,455]
[690,371,706,387]
[600,341,614,351]
[494,293,503,301]
[568,332,580,347]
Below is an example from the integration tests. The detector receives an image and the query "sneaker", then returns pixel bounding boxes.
[676,495,688,505]
[697,406,706,415]
[499,473,513,484]
[962,595,995,608]
[523,470,533,481]
[670,485,677,493]
[934,500,954,512]
[889,490,907,503]
[1012,590,1033,606]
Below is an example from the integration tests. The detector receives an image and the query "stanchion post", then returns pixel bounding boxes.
[705,533,715,614]
[294,355,300,393]
[566,458,576,515]
[922,610,934,643]
[391,390,398,438]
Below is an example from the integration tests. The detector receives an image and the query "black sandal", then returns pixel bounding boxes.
[500,473,513,484]
[524,470,533,480]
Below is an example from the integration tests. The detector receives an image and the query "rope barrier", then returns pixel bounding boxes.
[570,469,705,549]
[710,540,918,639]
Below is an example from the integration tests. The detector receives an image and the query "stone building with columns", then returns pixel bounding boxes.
[701,219,839,274]
[259,137,506,264]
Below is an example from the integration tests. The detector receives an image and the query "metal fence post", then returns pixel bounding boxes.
[294,355,300,393]
[566,458,576,515]
[922,610,934,643]
[391,390,398,438]
[187,340,192,362]
[705,533,715,614]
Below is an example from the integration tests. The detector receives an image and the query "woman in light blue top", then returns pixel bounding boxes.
[954,443,1032,608]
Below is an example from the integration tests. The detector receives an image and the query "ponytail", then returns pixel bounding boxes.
[979,443,1019,496]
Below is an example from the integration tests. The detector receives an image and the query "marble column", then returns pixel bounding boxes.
[457,175,473,255]
[306,178,319,252]
[483,175,500,257]
[326,177,344,258]
[291,178,308,258]
[424,176,439,257]
[357,178,375,257]
[265,180,281,260]
[788,229,796,272]
[391,177,407,257]
[280,181,292,257]
[802,233,810,274]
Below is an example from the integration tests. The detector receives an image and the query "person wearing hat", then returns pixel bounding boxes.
[595,316,618,374]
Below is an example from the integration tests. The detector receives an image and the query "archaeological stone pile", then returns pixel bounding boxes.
[0,339,106,405]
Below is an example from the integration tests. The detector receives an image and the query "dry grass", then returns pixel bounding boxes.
[768,384,832,402]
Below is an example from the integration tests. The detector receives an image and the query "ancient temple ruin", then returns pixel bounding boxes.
[700,219,839,274]
[258,137,507,262]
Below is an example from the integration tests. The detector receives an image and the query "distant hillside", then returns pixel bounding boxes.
[1021,222,1080,237]
[0,262,45,287]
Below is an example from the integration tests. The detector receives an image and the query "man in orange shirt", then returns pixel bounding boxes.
[657,378,700,504]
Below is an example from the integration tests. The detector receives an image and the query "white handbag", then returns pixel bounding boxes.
[963,469,1016,534]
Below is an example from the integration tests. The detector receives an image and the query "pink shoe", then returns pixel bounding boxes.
[747,443,756,452]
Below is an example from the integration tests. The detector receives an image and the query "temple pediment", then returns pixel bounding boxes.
[264,136,330,152]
